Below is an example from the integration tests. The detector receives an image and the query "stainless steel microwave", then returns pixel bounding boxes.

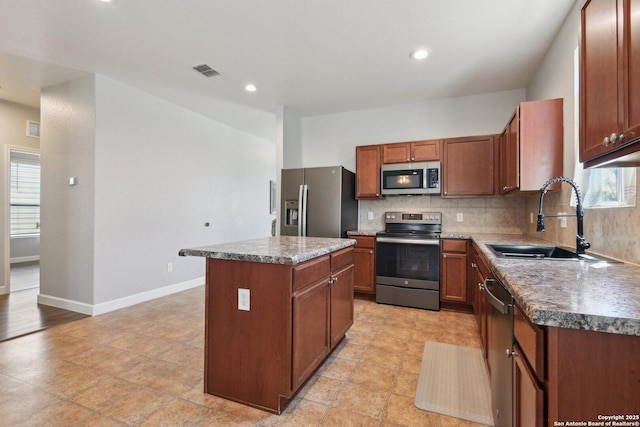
[380,161,441,195]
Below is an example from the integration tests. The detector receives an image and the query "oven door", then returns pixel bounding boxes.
[375,235,440,290]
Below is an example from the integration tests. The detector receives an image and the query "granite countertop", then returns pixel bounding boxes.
[179,236,356,266]
[471,234,640,336]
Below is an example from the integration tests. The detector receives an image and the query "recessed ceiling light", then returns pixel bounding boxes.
[244,83,257,92]
[410,49,429,60]
[99,0,113,3]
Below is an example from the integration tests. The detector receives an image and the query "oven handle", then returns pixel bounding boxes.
[376,237,440,245]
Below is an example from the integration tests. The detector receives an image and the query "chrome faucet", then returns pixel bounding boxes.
[537,176,591,254]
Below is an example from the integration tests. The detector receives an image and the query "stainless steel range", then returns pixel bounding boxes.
[375,211,441,310]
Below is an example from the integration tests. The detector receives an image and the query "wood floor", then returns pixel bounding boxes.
[0,263,88,342]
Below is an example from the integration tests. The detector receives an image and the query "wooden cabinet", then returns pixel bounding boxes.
[440,239,469,305]
[355,145,382,199]
[471,242,491,363]
[205,247,354,414]
[499,98,563,194]
[382,139,441,163]
[580,0,640,167]
[292,275,330,389]
[329,264,354,347]
[442,135,497,197]
[351,235,376,294]
[513,342,544,427]
[513,304,545,427]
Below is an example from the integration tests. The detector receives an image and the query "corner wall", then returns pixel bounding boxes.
[39,74,276,314]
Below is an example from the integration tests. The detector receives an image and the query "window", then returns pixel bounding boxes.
[10,150,41,236]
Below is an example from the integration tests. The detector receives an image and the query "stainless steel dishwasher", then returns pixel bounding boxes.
[484,277,514,427]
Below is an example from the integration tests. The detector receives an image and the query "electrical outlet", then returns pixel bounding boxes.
[167,262,173,272]
[559,212,567,228]
[367,211,374,220]
[238,288,250,311]
[456,213,463,222]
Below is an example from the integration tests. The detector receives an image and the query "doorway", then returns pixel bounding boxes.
[8,147,41,294]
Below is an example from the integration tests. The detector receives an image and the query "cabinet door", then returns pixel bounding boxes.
[514,343,544,427]
[356,145,382,199]
[330,265,354,348]
[411,140,441,161]
[382,143,411,163]
[580,0,622,162]
[501,112,519,193]
[292,278,330,389]
[440,253,467,303]
[623,0,640,142]
[353,247,375,293]
[442,135,496,196]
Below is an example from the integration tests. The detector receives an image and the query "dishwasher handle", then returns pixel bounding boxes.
[484,278,511,314]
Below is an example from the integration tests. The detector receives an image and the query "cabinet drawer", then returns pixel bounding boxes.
[441,239,467,253]
[514,303,545,382]
[331,248,354,272]
[352,235,375,249]
[293,255,330,292]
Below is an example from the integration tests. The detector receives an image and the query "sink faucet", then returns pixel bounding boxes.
[537,176,591,254]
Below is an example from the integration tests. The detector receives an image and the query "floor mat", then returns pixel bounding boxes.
[414,341,494,426]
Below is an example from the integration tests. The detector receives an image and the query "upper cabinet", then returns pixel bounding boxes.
[499,98,563,194]
[355,145,383,199]
[442,135,497,197]
[382,140,441,164]
[580,0,640,167]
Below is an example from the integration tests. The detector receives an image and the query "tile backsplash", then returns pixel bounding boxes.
[358,195,527,234]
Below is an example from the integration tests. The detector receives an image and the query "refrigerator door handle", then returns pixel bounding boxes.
[297,184,304,236]
[301,184,308,236]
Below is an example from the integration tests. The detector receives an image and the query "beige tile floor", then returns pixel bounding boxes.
[0,287,487,426]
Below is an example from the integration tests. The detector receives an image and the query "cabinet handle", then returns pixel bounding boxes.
[410,157,415,161]
[328,278,334,285]
[610,133,619,144]
[603,136,611,146]
[443,254,447,258]
[334,277,339,282]
[619,133,625,143]
[369,250,373,254]
[506,348,517,358]
[471,262,477,268]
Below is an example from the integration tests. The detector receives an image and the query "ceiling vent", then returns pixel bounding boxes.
[192,64,220,78]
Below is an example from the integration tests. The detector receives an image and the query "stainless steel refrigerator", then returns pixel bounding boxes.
[280,166,357,238]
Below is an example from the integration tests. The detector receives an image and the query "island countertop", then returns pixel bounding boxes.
[471,234,640,336]
[179,236,356,266]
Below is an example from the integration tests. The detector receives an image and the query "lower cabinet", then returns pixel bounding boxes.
[513,342,544,427]
[329,264,354,347]
[351,235,376,293]
[292,277,330,389]
[471,243,491,364]
[440,239,472,310]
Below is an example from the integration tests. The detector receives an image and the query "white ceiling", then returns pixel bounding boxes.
[0,0,576,141]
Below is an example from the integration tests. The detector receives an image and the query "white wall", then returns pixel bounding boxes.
[301,89,526,171]
[40,75,97,306]
[0,100,41,293]
[40,74,276,313]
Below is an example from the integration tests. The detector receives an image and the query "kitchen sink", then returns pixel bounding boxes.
[487,244,620,263]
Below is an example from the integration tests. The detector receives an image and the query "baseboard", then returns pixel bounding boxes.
[10,256,40,264]
[37,277,205,316]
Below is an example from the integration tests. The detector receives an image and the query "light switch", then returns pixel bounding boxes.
[68,177,77,186]
[456,213,463,222]
[367,211,374,220]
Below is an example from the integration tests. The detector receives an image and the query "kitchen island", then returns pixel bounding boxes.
[179,236,356,414]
